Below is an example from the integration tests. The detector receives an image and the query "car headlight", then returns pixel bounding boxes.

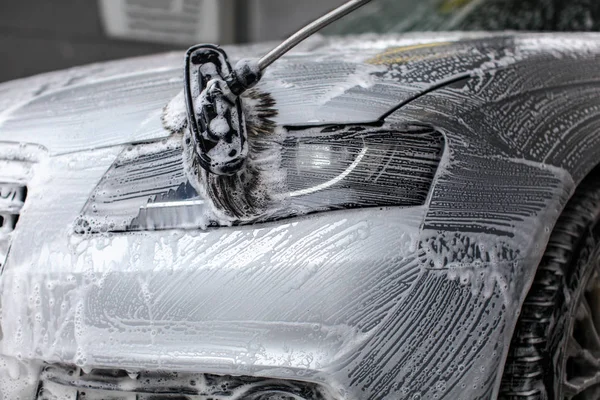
[76,123,443,233]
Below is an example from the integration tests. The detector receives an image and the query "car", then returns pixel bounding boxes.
[1,2,600,400]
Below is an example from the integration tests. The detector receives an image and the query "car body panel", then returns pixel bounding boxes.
[1,33,600,399]
[0,32,517,155]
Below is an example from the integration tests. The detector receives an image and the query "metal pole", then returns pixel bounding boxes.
[257,0,373,71]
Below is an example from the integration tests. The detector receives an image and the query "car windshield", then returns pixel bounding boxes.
[326,0,600,34]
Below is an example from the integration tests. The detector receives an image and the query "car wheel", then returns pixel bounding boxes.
[500,168,600,400]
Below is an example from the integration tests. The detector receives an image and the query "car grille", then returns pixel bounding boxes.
[37,364,330,400]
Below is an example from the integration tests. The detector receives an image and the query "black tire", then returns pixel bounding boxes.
[500,169,600,400]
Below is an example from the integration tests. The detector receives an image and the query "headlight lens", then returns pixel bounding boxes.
[76,124,443,233]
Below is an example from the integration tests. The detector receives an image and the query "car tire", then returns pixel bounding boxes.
[500,168,600,400]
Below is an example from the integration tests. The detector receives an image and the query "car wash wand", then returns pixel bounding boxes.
[183,0,373,176]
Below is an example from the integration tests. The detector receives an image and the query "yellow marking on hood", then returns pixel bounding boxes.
[367,42,454,65]
[439,0,475,13]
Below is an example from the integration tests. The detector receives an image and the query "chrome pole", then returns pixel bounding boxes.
[257,0,373,71]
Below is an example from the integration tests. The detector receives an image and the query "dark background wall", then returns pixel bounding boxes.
[0,0,346,83]
[0,1,175,82]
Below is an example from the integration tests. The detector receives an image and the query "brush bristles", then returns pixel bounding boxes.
[243,88,278,136]
[186,88,284,223]
[161,90,188,135]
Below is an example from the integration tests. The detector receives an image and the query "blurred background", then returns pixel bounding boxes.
[2,0,599,83]
[0,0,347,83]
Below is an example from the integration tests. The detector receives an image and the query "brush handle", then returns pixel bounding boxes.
[226,0,372,96]
[257,0,373,71]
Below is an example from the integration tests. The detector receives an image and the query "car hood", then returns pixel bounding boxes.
[2,31,600,399]
[0,31,536,155]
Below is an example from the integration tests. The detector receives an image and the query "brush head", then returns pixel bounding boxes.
[184,45,249,176]
[182,88,284,223]
[162,47,282,224]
